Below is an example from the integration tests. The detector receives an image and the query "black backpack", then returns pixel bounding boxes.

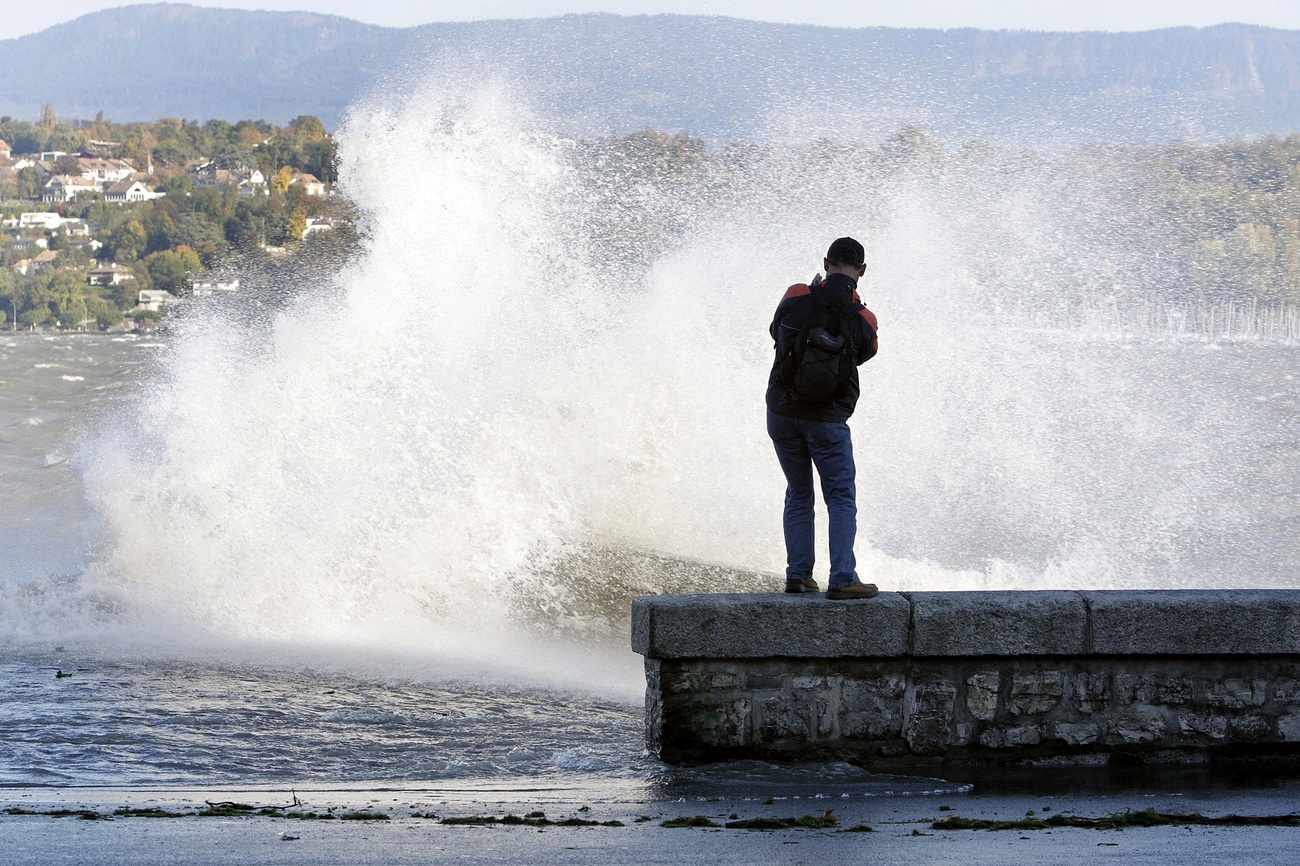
[778,296,856,403]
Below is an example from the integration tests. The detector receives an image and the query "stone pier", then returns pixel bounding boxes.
[631,590,1300,767]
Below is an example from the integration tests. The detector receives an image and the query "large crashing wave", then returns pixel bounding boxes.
[44,70,1296,666]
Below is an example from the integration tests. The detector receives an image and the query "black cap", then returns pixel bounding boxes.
[826,237,865,268]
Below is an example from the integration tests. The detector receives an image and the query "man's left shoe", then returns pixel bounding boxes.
[826,581,880,600]
[784,578,821,593]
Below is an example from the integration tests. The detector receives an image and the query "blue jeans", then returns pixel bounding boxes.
[767,410,858,589]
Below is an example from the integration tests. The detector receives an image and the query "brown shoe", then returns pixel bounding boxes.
[783,578,821,594]
[826,581,879,600]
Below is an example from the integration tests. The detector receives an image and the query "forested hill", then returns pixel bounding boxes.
[2,4,1300,143]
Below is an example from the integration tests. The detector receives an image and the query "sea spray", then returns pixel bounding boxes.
[46,75,1297,671]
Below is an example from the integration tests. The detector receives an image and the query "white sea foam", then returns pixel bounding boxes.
[36,67,1294,692]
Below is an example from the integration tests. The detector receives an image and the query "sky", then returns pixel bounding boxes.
[3,0,1300,41]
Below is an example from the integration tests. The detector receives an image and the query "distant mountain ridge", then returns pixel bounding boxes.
[2,4,1299,144]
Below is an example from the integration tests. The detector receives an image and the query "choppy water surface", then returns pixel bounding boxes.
[0,646,964,802]
[0,646,640,791]
[0,336,157,581]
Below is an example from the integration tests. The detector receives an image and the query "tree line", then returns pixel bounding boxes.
[0,109,336,183]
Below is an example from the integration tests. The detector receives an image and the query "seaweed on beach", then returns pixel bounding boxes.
[114,807,187,818]
[3,807,106,820]
[724,814,840,830]
[196,802,259,817]
[932,808,1300,831]
[338,811,390,821]
[3,801,361,821]
[661,816,721,828]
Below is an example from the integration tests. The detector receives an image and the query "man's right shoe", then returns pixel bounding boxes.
[784,578,821,594]
[826,581,879,600]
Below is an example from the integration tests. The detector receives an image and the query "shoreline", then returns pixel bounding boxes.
[4,780,1300,865]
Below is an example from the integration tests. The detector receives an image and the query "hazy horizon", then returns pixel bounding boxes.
[3,0,1300,42]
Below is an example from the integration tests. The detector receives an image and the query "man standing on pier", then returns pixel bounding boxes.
[766,237,879,600]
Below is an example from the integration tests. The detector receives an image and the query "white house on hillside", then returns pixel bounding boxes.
[8,251,56,276]
[42,175,99,202]
[77,157,134,184]
[87,264,136,286]
[137,289,178,312]
[290,172,326,196]
[238,169,267,197]
[18,212,62,230]
[302,216,339,237]
[28,249,59,271]
[190,164,266,196]
[104,179,164,203]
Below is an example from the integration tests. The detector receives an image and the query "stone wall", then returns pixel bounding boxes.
[632,590,1300,767]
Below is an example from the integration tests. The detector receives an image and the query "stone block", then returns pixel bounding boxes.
[1111,712,1166,743]
[1276,680,1300,704]
[644,659,663,753]
[664,671,706,694]
[815,696,834,737]
[979,725,1041,748]
[1115,674,1192,706]
[1005,725,1042,746]
[905,682,957,755]
[675,698,751,749]
[909,591,1086,656]
[966,672,1000,721]
[1073,672,1109,714]
[1009,671,1064,715]
[631,593,910,659]
[1178,714,1228,740]
[747,674,785,690]
[709,673,740,690]
[760,694,811,741]
[1053,722,1100,745]
[1279,715,1300,742]
[1229,715,1271,741]
[841,676,905,739]
[1083,590,1300,655]
[644,658,661,693]
[1206,679,1268,709]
